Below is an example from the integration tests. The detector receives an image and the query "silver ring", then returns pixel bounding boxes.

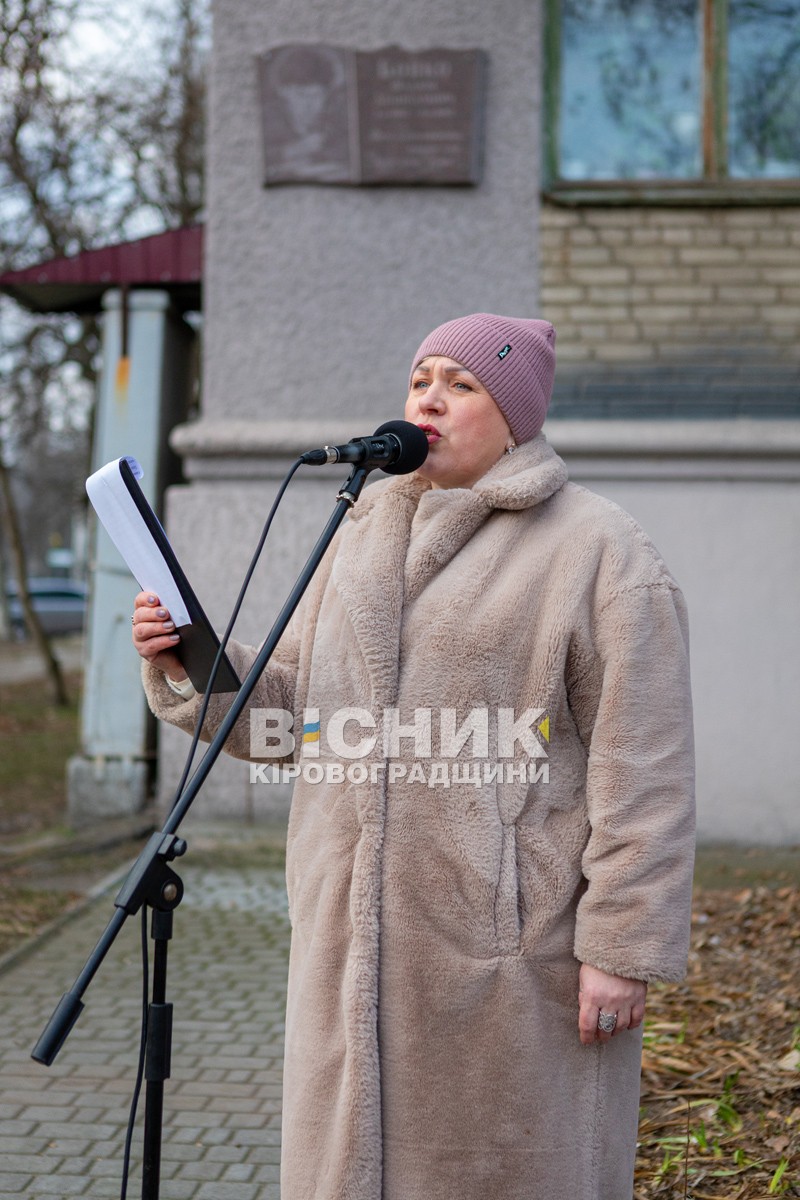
[597,1011,618,1033]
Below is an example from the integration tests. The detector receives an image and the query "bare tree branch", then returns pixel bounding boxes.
[0,0,208,704]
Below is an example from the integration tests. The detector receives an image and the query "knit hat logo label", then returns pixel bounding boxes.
[498,343,512,360]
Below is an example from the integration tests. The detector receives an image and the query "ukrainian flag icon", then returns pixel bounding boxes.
[302,720,321,756]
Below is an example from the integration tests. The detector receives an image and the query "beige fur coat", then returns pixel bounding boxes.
[143,434,695,1200]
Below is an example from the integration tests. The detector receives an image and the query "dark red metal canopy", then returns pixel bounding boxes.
[0,225,203,314]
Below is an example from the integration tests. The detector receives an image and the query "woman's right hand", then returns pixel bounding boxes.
[131,592,187,681]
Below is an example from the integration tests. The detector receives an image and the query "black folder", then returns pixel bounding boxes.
[86,457,241,695]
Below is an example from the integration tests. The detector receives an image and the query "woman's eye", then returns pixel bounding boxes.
[413,379,429,389]
[454,381,472,391]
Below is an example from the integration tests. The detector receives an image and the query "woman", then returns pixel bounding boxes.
[133,313,695,1200]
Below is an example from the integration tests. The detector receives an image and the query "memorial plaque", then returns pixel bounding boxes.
[256,44,487,186]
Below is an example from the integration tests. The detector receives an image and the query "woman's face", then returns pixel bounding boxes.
[405,355,513,490]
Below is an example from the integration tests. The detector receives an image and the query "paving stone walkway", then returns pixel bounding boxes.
[0,865,291,1199]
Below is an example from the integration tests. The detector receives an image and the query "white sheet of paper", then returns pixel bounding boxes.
[86,457,191,628]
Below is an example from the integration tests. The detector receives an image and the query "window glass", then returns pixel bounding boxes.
[728,0,800,178]
[559,0,701,180]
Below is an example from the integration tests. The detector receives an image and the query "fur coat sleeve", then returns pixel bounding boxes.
[140,535,338,760]
[569,578,695,981]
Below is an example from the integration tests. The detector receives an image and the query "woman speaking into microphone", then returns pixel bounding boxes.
[132,313,695,1200]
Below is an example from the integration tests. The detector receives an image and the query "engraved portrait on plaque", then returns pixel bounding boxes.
[257,45,353,184]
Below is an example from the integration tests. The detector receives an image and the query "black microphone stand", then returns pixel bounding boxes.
[31,464,371,1200]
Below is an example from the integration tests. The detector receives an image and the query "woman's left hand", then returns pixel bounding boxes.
[577,963,647,1046]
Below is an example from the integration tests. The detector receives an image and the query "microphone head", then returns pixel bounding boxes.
[373,420,429,476]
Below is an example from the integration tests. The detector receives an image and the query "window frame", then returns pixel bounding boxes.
[542,0,800,206]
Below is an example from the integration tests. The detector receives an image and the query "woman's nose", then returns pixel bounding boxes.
[419,382,445,411]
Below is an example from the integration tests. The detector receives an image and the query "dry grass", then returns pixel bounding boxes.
[0,672,81,838]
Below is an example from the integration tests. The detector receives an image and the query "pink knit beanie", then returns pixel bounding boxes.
[410,313,557,444]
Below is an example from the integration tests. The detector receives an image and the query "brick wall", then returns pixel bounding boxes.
[540,205,800,416]
[541,205,800,362]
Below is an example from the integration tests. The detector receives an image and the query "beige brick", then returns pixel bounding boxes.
[659,323,718,341]
[696,266,761,284]
[723,228,760,246]
[632,304,689,322]
[568,304,630,322]
[587,286,648,304]
[540,285,585,304]
[608,322,641,340]
[630,227,662,244]
[615,246,677,267]
[717,208,775,226]
[716,286,778,303]
[635,267,693,283]
[568,227,601,245]
[565,245,613,265]
[538,229,568,251]
[678,246,741,265]
[580,324,610,340]
[757,305,800,323]
[651,286,714,303]
[691,304,755,322]
[661,227,695,245]
[541,267,571,286]
[637,325,696,343]
[593,342,656,361]
[771,209,800,225]
[757,229,792,246]
[767,325,800,341]
[596,227,629,245]
[755,267,800,283]
[777,287,800,303]
[693,227,728,245]
[569,267,631,284]
[741,246,800,264]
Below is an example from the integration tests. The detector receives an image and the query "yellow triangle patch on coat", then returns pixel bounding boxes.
[537,716,550,742]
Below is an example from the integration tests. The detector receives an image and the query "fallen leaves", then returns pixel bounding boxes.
[635,885,800,1198]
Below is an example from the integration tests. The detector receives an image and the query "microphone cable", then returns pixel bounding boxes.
[169,455,305,807]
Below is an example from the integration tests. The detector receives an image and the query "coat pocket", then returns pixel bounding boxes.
[494,821,522,955]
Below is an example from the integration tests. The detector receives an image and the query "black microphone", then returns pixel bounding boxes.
[300,420,429,476]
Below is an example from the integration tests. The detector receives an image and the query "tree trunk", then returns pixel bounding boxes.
[0,529,11,641]
[0,458,69,707]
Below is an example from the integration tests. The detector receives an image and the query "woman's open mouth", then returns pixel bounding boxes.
[417,423,441,443]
